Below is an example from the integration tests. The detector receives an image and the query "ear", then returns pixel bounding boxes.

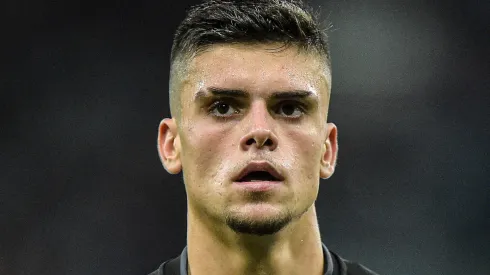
[320,123,338,179]
[157,118,182,174]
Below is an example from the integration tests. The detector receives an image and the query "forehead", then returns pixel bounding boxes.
[182,43,331,97]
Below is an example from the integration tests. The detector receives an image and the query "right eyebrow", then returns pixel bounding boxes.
[193,87,249,102]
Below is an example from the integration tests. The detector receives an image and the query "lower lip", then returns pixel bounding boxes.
[233,181,282,192]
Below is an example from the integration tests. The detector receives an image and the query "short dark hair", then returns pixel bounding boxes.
[169,0,331,118]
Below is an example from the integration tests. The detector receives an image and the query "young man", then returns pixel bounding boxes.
[151,0,378,274]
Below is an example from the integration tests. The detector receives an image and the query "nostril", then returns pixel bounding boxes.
[240,130,278,151]
[245,138,273,147]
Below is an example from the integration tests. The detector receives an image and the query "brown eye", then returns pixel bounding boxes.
[276,101,304,118]
[216,103,230,114]
[209,100,239,117]
[281,103,296,116]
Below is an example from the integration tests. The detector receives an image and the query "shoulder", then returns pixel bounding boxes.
[148,260,170,275]
[147,254,181,275]
[343,261,379,275]
[330,251,380,275]
[147,262,165,275]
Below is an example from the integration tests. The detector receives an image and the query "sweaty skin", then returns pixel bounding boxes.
[158,43,338,275]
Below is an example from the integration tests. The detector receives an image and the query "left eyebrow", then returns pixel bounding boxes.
[269,90,317,100]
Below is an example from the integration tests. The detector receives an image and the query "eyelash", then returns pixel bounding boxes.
[207,100,308,120]
[208,100,239,113]
[275,101,307,117]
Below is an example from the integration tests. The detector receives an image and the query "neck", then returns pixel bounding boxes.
[186,205,324,275]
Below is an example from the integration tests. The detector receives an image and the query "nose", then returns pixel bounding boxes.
[240,128,278,151]
[239,102,278,151]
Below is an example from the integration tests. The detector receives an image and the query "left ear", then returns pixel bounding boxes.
[320,123,338,179]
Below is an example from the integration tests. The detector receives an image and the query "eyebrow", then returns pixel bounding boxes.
[270,90,316,100]
[193,87,317,101]
[194,88,248,101]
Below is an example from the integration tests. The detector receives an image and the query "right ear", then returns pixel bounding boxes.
[157,118,182,174]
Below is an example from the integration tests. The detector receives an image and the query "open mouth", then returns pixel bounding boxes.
[237,171,281,182]
[233,161,285,184]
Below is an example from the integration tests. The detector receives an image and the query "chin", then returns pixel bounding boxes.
[224,204,293,236]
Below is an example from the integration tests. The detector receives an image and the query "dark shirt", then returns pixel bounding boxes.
[148,243,378,275]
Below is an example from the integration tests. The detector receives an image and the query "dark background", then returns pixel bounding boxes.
[1,0,489,274]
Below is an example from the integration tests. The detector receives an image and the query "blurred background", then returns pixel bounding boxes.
[1,0,489,274]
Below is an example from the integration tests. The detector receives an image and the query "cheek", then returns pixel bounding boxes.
[289,129,323,203]
[287,126,323,179]
[180,122,233,183]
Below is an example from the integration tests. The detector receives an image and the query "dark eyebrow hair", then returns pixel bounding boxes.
[193,87,317,102]
[193,87,249,101]
[270,90,316,100]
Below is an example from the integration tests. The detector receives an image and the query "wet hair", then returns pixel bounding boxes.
[169,0,331,118]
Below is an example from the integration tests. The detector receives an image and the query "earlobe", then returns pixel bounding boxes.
[320,123,338,179]
[157,118,182,174]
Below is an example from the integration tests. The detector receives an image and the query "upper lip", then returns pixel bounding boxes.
[234,161,285,182]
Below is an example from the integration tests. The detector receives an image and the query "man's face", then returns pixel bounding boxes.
[161,43,337,235]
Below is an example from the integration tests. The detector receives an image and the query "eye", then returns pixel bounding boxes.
[276,101,305,118]
[209,101,239,117]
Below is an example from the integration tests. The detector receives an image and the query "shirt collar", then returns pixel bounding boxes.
[179,242,334,275]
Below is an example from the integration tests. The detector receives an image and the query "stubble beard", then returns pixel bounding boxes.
[225,209,294,236]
